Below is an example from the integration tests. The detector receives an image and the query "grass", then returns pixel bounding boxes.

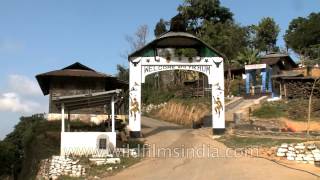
[85,157,141,178]
[252,99,320,121]
[169,97,211,107]
[142,88,176,105]
[218,135,305,148]
[252,101,287,119]
[146,97,211,127]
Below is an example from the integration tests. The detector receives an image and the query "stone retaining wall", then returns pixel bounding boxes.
[276,143,320,166]
[37,156,86,180]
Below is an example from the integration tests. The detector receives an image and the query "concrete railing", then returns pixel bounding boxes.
[233,96,269,124]
[225,97,244,111]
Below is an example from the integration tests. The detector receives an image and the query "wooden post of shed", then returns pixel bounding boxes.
[280,82,282,98]
[284,82,287,98]
[111,96,115,133]
[67,110,70,132]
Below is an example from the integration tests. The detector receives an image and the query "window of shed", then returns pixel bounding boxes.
[98,138,107,149]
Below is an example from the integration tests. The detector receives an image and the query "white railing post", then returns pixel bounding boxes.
[61,103,65,132]
[111,96,115,132]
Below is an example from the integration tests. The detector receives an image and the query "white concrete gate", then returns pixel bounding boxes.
[128,32,225,137]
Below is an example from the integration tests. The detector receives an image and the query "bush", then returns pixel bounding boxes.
[252,101,287,118]
[0,115,60,179]
[142,88,175,105]
[252,99,320,120]
[0,141,17,175]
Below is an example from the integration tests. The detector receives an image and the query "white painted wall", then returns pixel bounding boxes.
[60,132,116,156]
[47,113,128,122]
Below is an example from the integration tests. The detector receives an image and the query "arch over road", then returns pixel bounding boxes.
[128,31,225,137]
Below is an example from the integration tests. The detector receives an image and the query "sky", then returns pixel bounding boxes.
[0,0,319,139]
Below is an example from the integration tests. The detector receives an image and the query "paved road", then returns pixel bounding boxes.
[106,117,317,180]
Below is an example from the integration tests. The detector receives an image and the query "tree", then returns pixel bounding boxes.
[285,12,320,65]
[118,25,149,81]
[199,21,249,95]
[199,21,248,60]
[178,0,233,33]
[116,65,129,82]
[253,17,280,53]
[154,18,169,37]
[125,24,149,54]
[170,13,187,32]
[235,48,260,66]
[307,78,320,135]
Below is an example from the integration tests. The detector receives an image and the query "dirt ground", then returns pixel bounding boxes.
[104,117,318,180]
[281,117,320,132]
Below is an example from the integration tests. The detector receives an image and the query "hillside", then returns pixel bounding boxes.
[0,115,60,180]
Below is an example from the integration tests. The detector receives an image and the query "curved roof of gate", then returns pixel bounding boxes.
[128,31,224,59]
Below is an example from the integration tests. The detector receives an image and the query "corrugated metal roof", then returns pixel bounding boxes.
[52,89,122,111]
[261,53,289,59]
[260,53,297,68]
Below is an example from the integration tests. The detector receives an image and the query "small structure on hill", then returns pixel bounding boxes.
[272,67,320,99]
[242,53,298,97]
[36,62,128,122]
[260,53,298,74]
[36,62,128,155]
[244,64,273,97]
[260,53,320,99]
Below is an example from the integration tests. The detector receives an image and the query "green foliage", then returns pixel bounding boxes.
[286,99,320,121]
[199,21,248,60]
[252,99,320,121]
[170,13,187,32]
[234,48,260,66]
[0,115,60,179]
[285,12,320,63]
[219,135,304,148]
[252,101,287,118]
[85,157,141,178]
[116,64,129,82]
[253,17,280,53]
[178,0,233,32]
[229,78,244,96]
[154,18,168,37]
[170,97,211,107]
[175,48,198,58]
[0,141,17,175]
[142,88,175,105]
